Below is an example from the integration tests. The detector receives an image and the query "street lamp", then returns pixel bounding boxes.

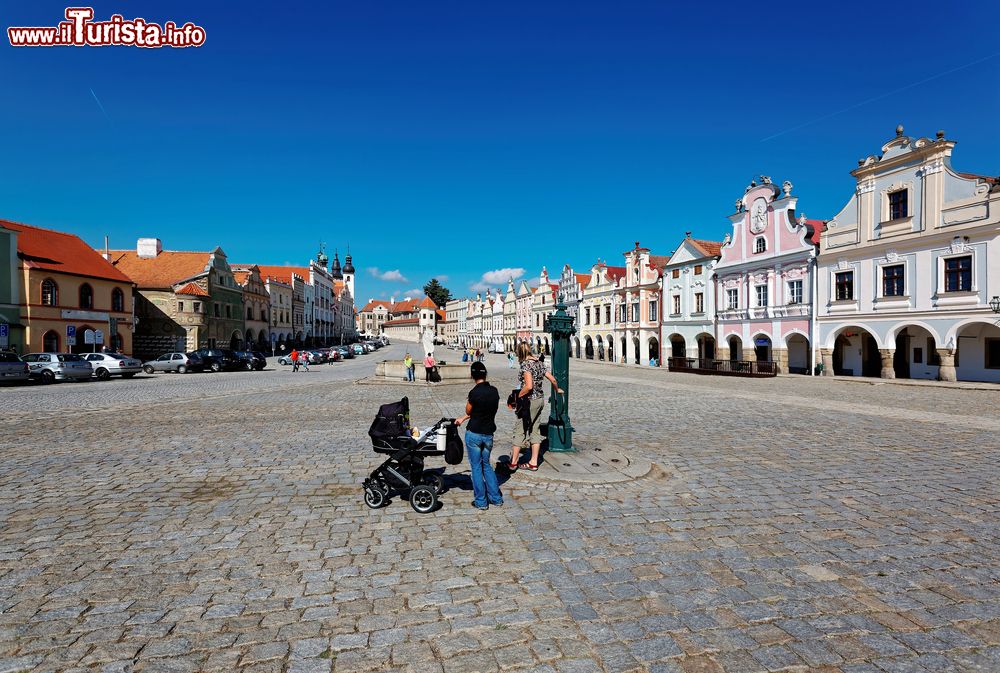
[990,295,1000,314]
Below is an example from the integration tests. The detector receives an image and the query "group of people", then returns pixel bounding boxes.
[462,348,485,363]
[288,349,310,372]
[453,342,562,511]
[402,352,437,383]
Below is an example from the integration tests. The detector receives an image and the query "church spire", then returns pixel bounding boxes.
[343,245,355,275]
[330,248,343,279]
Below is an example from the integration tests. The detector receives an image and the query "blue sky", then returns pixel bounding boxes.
[2,1,997,303]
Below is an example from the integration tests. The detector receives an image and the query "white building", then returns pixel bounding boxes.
[502,279,517,352]
[578,261,625,361]
[613,242,668,366]
[557,264,590,323]
[660,233,722,361]
[490,289,504,352]
[818,126,1000,382]
[531,267,558,355]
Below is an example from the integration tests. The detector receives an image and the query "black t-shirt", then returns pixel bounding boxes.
[466,382,500,435]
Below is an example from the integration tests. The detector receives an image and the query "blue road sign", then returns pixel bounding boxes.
[0,323,8,338]
[67,325,76,338]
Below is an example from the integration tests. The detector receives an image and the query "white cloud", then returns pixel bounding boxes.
[367,267,408,283]
[435,275,449,282]
[470,267,524,293]
[401,288,423,298]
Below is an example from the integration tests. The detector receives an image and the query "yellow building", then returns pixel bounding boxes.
[5,220,135,355]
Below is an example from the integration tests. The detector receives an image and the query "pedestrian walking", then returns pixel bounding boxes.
[404,352,415,382]
[454,361,502,511]
[300,351,310,371]
[475,348,481,363]
[424,352,436,383]
[508,342,562,472]
[507,351,515,369]
[290,348,299,372]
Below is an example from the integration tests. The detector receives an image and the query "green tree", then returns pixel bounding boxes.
[423,278,452,307]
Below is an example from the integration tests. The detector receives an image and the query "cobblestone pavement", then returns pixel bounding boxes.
[1,345,997,673]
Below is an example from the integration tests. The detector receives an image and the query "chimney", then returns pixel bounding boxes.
[136,237,162,259]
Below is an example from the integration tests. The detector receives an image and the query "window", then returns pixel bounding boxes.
[695,292,704,313]
[835,271,854,301]
[694,264,703,275]
[178,301,185,313]
[987,339,1000,369]
[594,307,600,325]
[672,295,681,315]
[883,265,905,297]
[671,269,680,279]
[633,269,639,283]
[913,347,923,364]
[756,285,768,307]
[43,330,59,352]
[79,284,94,309]
[226,305,232,319]
[787,280,802,305]
[193,302,201,313]
[111,288,125,312]
[944,256,972,292]
[631,302,639,322]
[214,303,220,317]
[649,300,658,321]
[620,305,627,322]
[604,306,610,323]
[247,306,253,320]
[754,237,766,254]
[889,189,907,220]
[726,289,738,310]
[41,279,58,306]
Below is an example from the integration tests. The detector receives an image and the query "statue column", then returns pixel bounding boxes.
[879,349,896,379]
[820,348,834,376]
[937,348,957,382]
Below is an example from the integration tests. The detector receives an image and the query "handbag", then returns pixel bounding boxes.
[507,389,530,419]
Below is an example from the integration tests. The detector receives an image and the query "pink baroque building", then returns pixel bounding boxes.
[714,177,823,373]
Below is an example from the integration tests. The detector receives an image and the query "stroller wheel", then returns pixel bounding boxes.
[421,472,445,495]
[364,487,387,509]
[409,485,437,514]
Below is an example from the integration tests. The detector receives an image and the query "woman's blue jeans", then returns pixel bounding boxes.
[465,430,502,508]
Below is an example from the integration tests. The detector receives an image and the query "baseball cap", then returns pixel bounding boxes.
[470,361,487,379]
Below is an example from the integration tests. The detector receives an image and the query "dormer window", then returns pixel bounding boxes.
[889,189,908,220]
[754,237,767,254]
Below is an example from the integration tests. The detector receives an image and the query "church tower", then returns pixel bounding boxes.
[330,249,343,280]
[343,246,355,298]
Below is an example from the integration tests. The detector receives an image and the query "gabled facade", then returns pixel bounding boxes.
[531,267,558,355]
[515,280,534,344]
[661,234,722,362]
[502,279,517,351]
[491,289,504,352]
[714,178,821,373]
[358,299,391,336]
[578,261,624,361]
[232,264,271,351]
[556,264,589,322]
[265,277,293,349]
[817,127,1000,382]
[613,242,668,366]
[382,295,438,343]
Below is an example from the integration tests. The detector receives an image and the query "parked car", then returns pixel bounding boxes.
[352,344,366,355]
[191,348,241,372]
[0,352,29,384]
[143,352,203,374]
[336,346,354,360]
[22,352,93,383]
[83,352,142,380]
[235,351,267,371]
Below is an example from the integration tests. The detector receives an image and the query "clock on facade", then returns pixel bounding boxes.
[750,198,768,233]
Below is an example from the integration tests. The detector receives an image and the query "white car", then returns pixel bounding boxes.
[83,352,142,380]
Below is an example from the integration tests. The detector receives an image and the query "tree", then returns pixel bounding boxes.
[423,278,452,307]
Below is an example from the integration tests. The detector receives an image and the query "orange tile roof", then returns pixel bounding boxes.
[604,266,626,281]
[175,282,209,297]
[385,317,420,325]
[360,300,391,312]
[436,309,446,320]
[4,219,134,284]
[689,239,723,258]
[418,296,437,309]
[232,270,250,285]
[255,265,309,285]
[575,273,591,289]
[109,250,211,288]
[648,255,671,268]
[332,281,346,293]
[392,298,417,313]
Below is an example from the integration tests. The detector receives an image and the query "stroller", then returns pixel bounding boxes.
[363,397,463,513]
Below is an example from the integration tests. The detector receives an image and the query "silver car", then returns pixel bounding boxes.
[83,352,142,380]
[0,352,29,383]
[142,352,201,374]
[22,352,93,383]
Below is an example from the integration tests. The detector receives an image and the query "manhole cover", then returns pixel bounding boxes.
[510,447,655,485]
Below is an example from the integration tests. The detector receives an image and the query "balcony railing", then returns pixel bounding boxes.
[667,357,777,377]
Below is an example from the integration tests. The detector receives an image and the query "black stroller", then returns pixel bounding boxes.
[363,397,463,513]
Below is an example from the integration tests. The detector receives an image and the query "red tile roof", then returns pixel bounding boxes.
[604,265,626,281]
[575,273,591,289]
[109,250,212,288]
[175,282,209,297]
[232,271,250,286]
[4,220,134,284]
[385,317,420,325]
[804,219,826,246]
[436,309,446,321]
[418,296,437,309]
[690,239,723,257]
[648,255,671,269]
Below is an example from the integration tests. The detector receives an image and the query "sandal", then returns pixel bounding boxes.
[525,463,538,471]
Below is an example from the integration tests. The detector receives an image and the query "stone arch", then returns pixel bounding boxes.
[751,333,772,362]
[596,335,605,361]
[632,336,640,364]
[606,334,614,362]
[696,332,716,360]
[668,333,686,358]
[726,334,742,361]
[830,325,881,377]
[573,336,581,358]
[584,336,594,360]
[951,320,1000,383]
[230,330,243,351]
[784,330,810,374]
[648,337,659,365]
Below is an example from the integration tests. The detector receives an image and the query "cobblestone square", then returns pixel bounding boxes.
[1,345,998,673]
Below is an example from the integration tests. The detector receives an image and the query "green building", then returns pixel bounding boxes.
[0,222,24,352]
